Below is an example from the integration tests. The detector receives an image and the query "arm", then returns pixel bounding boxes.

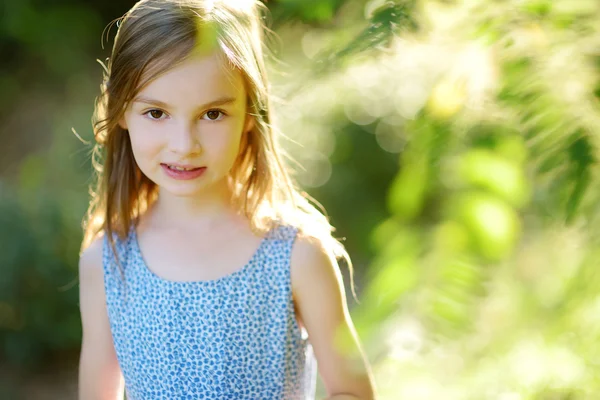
[78,236,125,400]
[291,235,376,400]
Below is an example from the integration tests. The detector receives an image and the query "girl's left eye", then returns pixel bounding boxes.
[202,110,226,121]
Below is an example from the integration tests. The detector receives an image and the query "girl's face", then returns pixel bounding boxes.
[121,51,253,197]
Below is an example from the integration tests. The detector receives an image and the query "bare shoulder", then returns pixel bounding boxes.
[80,234,104,267]
[79,234,105,285]
[291,233,329,264]
[290,232,344,298]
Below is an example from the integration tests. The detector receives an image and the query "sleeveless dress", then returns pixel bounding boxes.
[102,223,317,399]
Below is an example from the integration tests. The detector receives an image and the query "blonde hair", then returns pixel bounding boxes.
[82,0,356,296]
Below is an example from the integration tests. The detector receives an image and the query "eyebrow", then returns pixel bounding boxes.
[133,96,238,109]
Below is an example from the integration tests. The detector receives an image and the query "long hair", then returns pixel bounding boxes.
[82,0,356,296]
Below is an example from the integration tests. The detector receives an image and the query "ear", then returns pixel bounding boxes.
[244,114,255,134]
[118,116,128,130]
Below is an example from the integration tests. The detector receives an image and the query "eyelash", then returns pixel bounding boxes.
[142,109,227,122]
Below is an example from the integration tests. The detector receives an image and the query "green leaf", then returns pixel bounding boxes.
[566,135,595,223]
[312,1,419,75]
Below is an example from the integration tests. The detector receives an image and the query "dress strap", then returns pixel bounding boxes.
[260,224,299,278]
[102,227,134,279]
[267,223,299,242]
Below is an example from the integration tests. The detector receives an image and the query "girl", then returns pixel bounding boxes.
[78,0,375,399]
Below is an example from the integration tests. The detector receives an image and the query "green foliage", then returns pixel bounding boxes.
[0,184,82,366]
[274,0,600,396]
[268,0,347,25]
[304,0,600,397]
[315,0,418,74]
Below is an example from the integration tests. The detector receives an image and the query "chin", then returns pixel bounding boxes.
[158,181,208,197]
[157,175,229,198]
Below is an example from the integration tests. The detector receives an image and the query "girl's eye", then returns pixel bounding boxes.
[142,109,225,121]
[203,110,226,121]
[144,109,166,120]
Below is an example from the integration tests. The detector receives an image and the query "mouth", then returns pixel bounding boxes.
[160,163,207,180]
[162,163,203,171]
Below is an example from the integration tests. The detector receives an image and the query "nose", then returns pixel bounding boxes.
[168,120,202,156]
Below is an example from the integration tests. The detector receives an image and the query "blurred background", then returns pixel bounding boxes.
[1,0,600,398]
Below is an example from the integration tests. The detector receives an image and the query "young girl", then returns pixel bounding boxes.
[78,0,375,399]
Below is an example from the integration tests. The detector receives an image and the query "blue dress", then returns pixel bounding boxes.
[102,223,317,399]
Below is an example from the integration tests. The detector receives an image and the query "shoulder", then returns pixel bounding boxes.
[290,232,343,299]
[290,233,332,267]
[79,234,105,286]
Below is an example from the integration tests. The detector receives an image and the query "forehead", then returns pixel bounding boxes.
[136,51,246,105]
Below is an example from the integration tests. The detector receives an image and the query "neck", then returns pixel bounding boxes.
[149,179,237,230]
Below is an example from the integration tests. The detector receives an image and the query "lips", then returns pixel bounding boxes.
[162,163,202,170]
[164,164,200,171]
[160,163,206,180]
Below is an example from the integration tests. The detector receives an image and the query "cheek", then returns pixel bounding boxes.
[127,123,163,164]
[200,121,242,153]
[205,126,243,161]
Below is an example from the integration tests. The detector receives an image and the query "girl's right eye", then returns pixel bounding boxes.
[143,109,167,120]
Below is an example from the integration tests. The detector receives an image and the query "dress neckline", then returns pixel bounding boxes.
[130,224,273,286]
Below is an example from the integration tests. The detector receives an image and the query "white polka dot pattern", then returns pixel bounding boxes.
[102,224,317,399]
